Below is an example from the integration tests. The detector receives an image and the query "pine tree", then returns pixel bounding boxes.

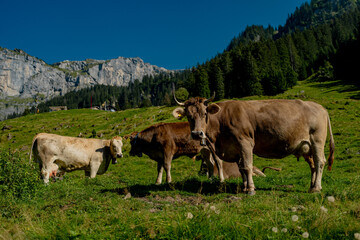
[219,51,233,98]
[194,67,210,98]
[214,66,225,100]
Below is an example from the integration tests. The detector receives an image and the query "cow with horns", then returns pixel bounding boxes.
[172,91,334,195]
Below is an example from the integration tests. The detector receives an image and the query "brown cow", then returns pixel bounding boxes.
[128,122,267,184]
[129,122,206,184]
[173,95,334,195]
[30,133,123,183]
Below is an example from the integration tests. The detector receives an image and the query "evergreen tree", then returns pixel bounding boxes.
[214,66,225,100]
[194,67,210,98]
[241,50,263,96]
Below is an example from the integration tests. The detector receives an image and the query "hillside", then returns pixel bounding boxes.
[227,0,360,50]
[0,79,359,239]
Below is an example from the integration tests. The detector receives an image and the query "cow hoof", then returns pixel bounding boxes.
[248,191,256,196]
[155,182,161,185]
[308,187,321,193]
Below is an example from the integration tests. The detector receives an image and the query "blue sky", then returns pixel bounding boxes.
[1,0,308,69]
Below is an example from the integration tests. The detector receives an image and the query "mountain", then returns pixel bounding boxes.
[226,0,360,51]
[0,47,172,120]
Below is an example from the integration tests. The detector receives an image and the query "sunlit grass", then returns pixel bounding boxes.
[0,80,359,239]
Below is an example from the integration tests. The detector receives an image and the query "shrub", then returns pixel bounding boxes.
[0,149,41,200]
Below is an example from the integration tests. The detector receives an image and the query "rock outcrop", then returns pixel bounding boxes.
[0,47,172,120]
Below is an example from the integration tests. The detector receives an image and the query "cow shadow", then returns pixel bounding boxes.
[101,178,301,197]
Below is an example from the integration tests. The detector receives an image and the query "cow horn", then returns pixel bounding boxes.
[204,92,216,105]
[172,83,185,106]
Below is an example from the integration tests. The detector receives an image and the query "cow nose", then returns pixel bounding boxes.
[191,130,205,138]
[117,153,123,158]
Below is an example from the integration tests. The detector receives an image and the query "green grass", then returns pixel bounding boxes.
[1,80,359,239]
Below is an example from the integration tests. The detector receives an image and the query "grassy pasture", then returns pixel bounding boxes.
[0,80,359,239]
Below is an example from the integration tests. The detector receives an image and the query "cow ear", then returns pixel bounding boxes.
[207,103,221,115]
[172,107,185,119]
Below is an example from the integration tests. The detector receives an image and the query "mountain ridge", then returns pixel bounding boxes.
[0,47,172,120]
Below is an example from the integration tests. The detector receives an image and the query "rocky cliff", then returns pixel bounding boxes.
[0,47,172,120]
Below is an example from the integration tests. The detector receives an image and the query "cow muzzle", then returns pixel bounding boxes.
[117,153,123,158]
[191,131,207,146]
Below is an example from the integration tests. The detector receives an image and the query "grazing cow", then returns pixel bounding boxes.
[30,133,123,183]
[128,122,266,184]
[173,94,334,195]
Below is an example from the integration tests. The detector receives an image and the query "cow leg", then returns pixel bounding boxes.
[208,148,224,182]
[163,153,173,183]
[206,140,225,182]
[308,130,327,193]
[238,162,248,192]
[239,142,255,195]
[89,161,101,178]
[309,144,326,193]
[155,162,164,185]
[215,155,224,182]
[304,154,316,189]
[200,148,214,178]
[41,168,50,184]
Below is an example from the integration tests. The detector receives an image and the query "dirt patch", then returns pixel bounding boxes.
[135,193,243,209]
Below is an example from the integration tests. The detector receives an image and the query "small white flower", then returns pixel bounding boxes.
[186,212,193,219]
[327,196,335,203]
[297,205,306,210]
[291,215,299,222]
[281,228,288,233]
[272,227,278,233]
[302,232,309,238]
[291,207,297,212]
[354,233,360,240]
[320,206,328,213]
[210,205,216,211]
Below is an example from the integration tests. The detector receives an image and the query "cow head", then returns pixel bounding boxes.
[172,91,220,146]
[129,132,143,157]
[110,136,123,163]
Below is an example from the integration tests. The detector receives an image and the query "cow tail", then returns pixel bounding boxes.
[29,135,38,164]
[327,114,335,171]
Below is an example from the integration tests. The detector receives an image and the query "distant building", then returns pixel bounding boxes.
[49,106,68,112]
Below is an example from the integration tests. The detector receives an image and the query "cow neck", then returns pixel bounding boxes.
[137,130,153,145]
[205,114,220,143]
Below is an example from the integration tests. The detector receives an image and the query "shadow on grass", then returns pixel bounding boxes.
[101,178,301,197]
[309,80,360,99]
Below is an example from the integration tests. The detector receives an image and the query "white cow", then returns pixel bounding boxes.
[30,133,123,183]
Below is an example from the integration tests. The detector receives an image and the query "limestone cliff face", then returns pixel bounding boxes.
[0,47,172,120]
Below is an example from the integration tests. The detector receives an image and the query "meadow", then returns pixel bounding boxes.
[0,80,359,239]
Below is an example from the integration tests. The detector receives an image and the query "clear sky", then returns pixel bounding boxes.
[1,0,308,70]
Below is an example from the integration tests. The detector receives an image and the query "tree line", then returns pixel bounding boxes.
[178,4,360,99]
[35,71,190,113]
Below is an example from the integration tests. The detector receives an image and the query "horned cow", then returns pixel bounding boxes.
[173,93,334,195]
